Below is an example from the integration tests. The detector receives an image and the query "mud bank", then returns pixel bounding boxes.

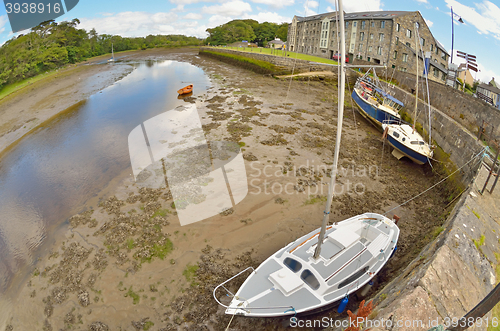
[2,48,453,330]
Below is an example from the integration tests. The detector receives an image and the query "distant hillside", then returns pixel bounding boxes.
[206,19,288,47]
[0,19,203,90]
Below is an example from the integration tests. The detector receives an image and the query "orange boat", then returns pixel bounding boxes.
[177,84,193,95]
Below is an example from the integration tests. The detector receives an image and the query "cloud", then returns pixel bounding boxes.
[184,13,203,20]
[208,15,233,27]
[445,0,500,41]
[172,5,185,12]
[243,11,291,23]
[0,15,8,34]
[328,0,381,13]
[169,0,211,4]
[250,0,294,9]
[425,19,433,27]
[415,0,428,3]
[78,12,181,37]
[303,0,318,16]
[202,0,252,16]
[476,62,499,84]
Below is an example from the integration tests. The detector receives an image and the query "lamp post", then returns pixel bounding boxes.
[450,6,464,64]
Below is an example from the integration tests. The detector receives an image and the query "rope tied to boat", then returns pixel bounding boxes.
[284,307,297,317]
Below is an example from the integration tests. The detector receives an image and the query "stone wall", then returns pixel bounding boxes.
[362,165,499,331]
[199,47,340,74]
[375,68,500,139]
[378,80,485,185]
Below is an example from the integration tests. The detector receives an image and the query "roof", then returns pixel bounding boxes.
[268,40,285,45]
[294,10,410,23]
[434,39,449,56]
[342,11,410,20]
[478,83,500,95]
[374,87,405,107]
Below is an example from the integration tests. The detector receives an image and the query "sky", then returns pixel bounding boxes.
[0,0,499,83]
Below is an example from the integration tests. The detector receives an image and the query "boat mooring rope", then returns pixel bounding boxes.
[225,314,235,331]
[383,147,487,215]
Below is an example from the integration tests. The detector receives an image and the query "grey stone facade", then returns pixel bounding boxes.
[287,10,449,84]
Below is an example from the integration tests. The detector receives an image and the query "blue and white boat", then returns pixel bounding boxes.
[382,123,433,165]
[351,71,403,129]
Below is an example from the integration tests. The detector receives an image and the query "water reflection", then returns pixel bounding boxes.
[0,60,211,296]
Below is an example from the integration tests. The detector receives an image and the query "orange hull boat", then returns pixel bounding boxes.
[177,84,193,95]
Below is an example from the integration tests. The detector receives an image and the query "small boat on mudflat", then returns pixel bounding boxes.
[382,124,433,165]
[177,84,193,95]
[351,70,403,129]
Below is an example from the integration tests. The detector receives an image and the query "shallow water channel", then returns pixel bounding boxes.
[0,60,211,304]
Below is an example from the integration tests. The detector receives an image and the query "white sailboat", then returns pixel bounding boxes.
[108,43,115,62]
[213,0,400,317]
[382,23,433,165]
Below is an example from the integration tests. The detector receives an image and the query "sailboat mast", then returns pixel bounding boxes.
[314,0,346,260]
[413,22,419,131]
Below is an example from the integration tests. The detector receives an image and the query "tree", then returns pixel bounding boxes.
[276,23,288,42]
[254,22,278,46]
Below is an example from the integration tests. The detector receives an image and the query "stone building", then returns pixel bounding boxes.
[477,79,500,109]
[287,10,450,84]
[457,64,474,87]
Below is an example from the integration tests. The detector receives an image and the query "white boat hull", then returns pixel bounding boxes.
[219,213,399,317]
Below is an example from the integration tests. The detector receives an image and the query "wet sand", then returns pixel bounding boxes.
[2,48,451,330]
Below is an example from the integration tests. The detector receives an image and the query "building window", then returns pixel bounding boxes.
[359,44,363,51]
[403,53,408,62]
[353,32,356,38]
[368,46,372,52]
[371,21,375,27]
[441,52,447,61]
[370,33,373,40]
[406,42,411,47]
[396,23,400,32]
[395,37,399,45]
[406,29,412,38]
[361,21,366,29]
[430,44,433,51]
[379,33,384,41]
[393,50,398,59]
[420,37,425,46]
[433,68,438,77]
[381,21,385,28]
[346,22,349,29]
[353,21,357,27]
[368,57,371,61]
[360,32,365,41]
[377,46,382,55]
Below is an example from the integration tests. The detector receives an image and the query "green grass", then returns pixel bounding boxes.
[202,50,277,72]
[126,238,136,250]
[126,286,140,304]
[0,70,61,101]
[150,239,174,261]
[304,195,327,205]
[473,235,486,249]
[217,46,339,65]
[150,208,170,218]
[183,263,199,286]
[432,226,444,238]
[143,321,154,330]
